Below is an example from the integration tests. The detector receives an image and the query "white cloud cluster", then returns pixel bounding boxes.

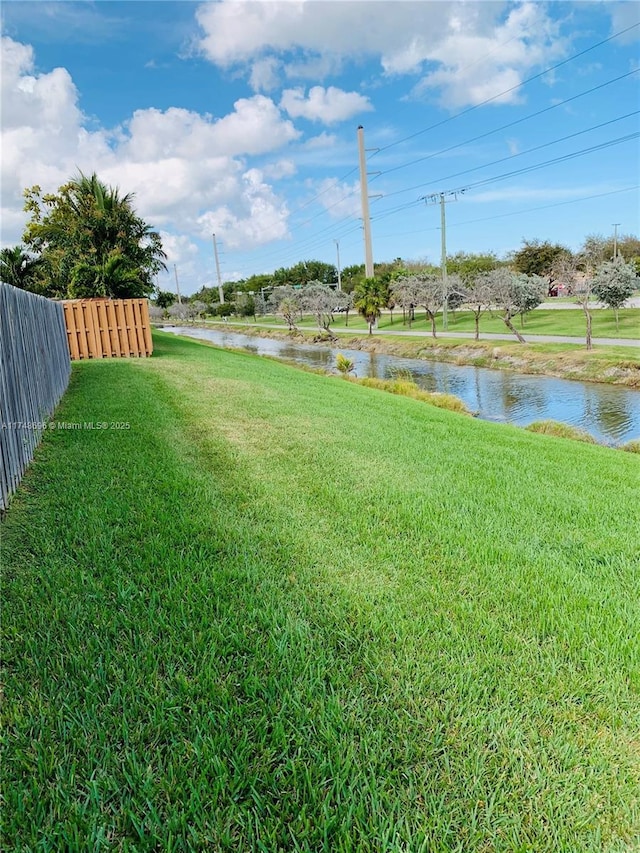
[0,35,298,271]
[1,36,111,217]
[281,86,372,124]
[195,1,569,108]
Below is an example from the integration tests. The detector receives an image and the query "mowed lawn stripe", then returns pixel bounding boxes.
[2,332,639,852]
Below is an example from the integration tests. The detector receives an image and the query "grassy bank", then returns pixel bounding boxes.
[199,321,640,387]
[3,332,639,851]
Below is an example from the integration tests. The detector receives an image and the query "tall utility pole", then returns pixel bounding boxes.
[612,223,621,259]
[212,233,225,304]
[422,191,462,331]
[335,239,342,291]
[439,195,448,330]
[357,125,374,279]
[173,264,182,305]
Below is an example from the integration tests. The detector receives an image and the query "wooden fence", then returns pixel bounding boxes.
[0,283,71,511]
[62,298,153,359]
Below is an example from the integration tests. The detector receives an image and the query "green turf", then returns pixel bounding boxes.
[259,307,640,340]
[2,332,639,851]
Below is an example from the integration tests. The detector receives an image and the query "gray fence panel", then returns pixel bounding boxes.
[0,283,71,511]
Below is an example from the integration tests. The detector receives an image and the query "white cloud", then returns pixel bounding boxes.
[0,35,298,263]
[1,36,113,241]
[281,86,372,124]
[249,57,282,92]
[159,232,200,264]
[410,3,567,107]
[608,1,640,42]
[303,132,338,150]
[308,178,361,220]
[262,159,297,179]
[196,168,290,248]
[121,98,299,161]
[195,1,570,108]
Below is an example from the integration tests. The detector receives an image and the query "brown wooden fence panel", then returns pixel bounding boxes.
[123,300,136,356]
[64,302,80,360]
[139,299,153,356]
[104,300,121,357]
[61,298,153,359]
[94,300,112,357]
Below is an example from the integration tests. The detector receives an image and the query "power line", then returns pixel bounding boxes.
[377,110,640,204]
[369,132,640,226]
[372,21,640,156]
[376,69,639,178]
[222,22,640,278]
[448,132,640,195]
[372,186,640,240]
[228,65,638,275]
[287,166,359,223]
[233,73,638,274]
[231,127,639,273]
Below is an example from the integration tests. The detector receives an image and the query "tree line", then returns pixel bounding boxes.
[176,236,638,349]
[1,173,637,349]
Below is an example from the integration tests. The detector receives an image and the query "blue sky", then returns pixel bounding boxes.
[2,1,639,294]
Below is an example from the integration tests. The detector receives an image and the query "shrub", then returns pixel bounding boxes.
[354,376,471,415]
[525,420,597,444]
[336,353,355,376]
[621,439,640,454]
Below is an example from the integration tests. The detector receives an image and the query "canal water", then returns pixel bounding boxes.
[164,326,640,446]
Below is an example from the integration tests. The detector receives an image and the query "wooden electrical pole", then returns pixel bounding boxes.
[212,233,225,304]
[173,264,182,305]
[357,125,374,279]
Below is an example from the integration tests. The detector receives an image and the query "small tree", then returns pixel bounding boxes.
[592,258,637,331]
[188,300,207,321]
[167,301,189,322]
[342,291,355,327]
[447,251,500,283]
[512,239,570,293]
[254,293,269,316]
[341,263,365,293]
[354,277,388,335]
[148,304,165,321]
[484,269,545,343]
[213,302,234,318]
[552,253,594,349]
[272,286,301,331]
[415,273,445,338]
[301,281,335,331]
[390,276,421,329]
[463,275,494,340]
[235,292,256,320]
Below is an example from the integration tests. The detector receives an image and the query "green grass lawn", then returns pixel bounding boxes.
[255,307,640,340]
[3,332,639,851]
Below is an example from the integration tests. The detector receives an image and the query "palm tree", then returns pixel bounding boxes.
[70,250,144,299]
[0,246,42,290]
[23,172,166,299]
[354,277,388,335]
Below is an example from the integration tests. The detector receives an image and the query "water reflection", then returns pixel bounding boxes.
[164,327,640,445]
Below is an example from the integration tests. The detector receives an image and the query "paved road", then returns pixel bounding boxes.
[539,297,640,310]
[218,321,640,348]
